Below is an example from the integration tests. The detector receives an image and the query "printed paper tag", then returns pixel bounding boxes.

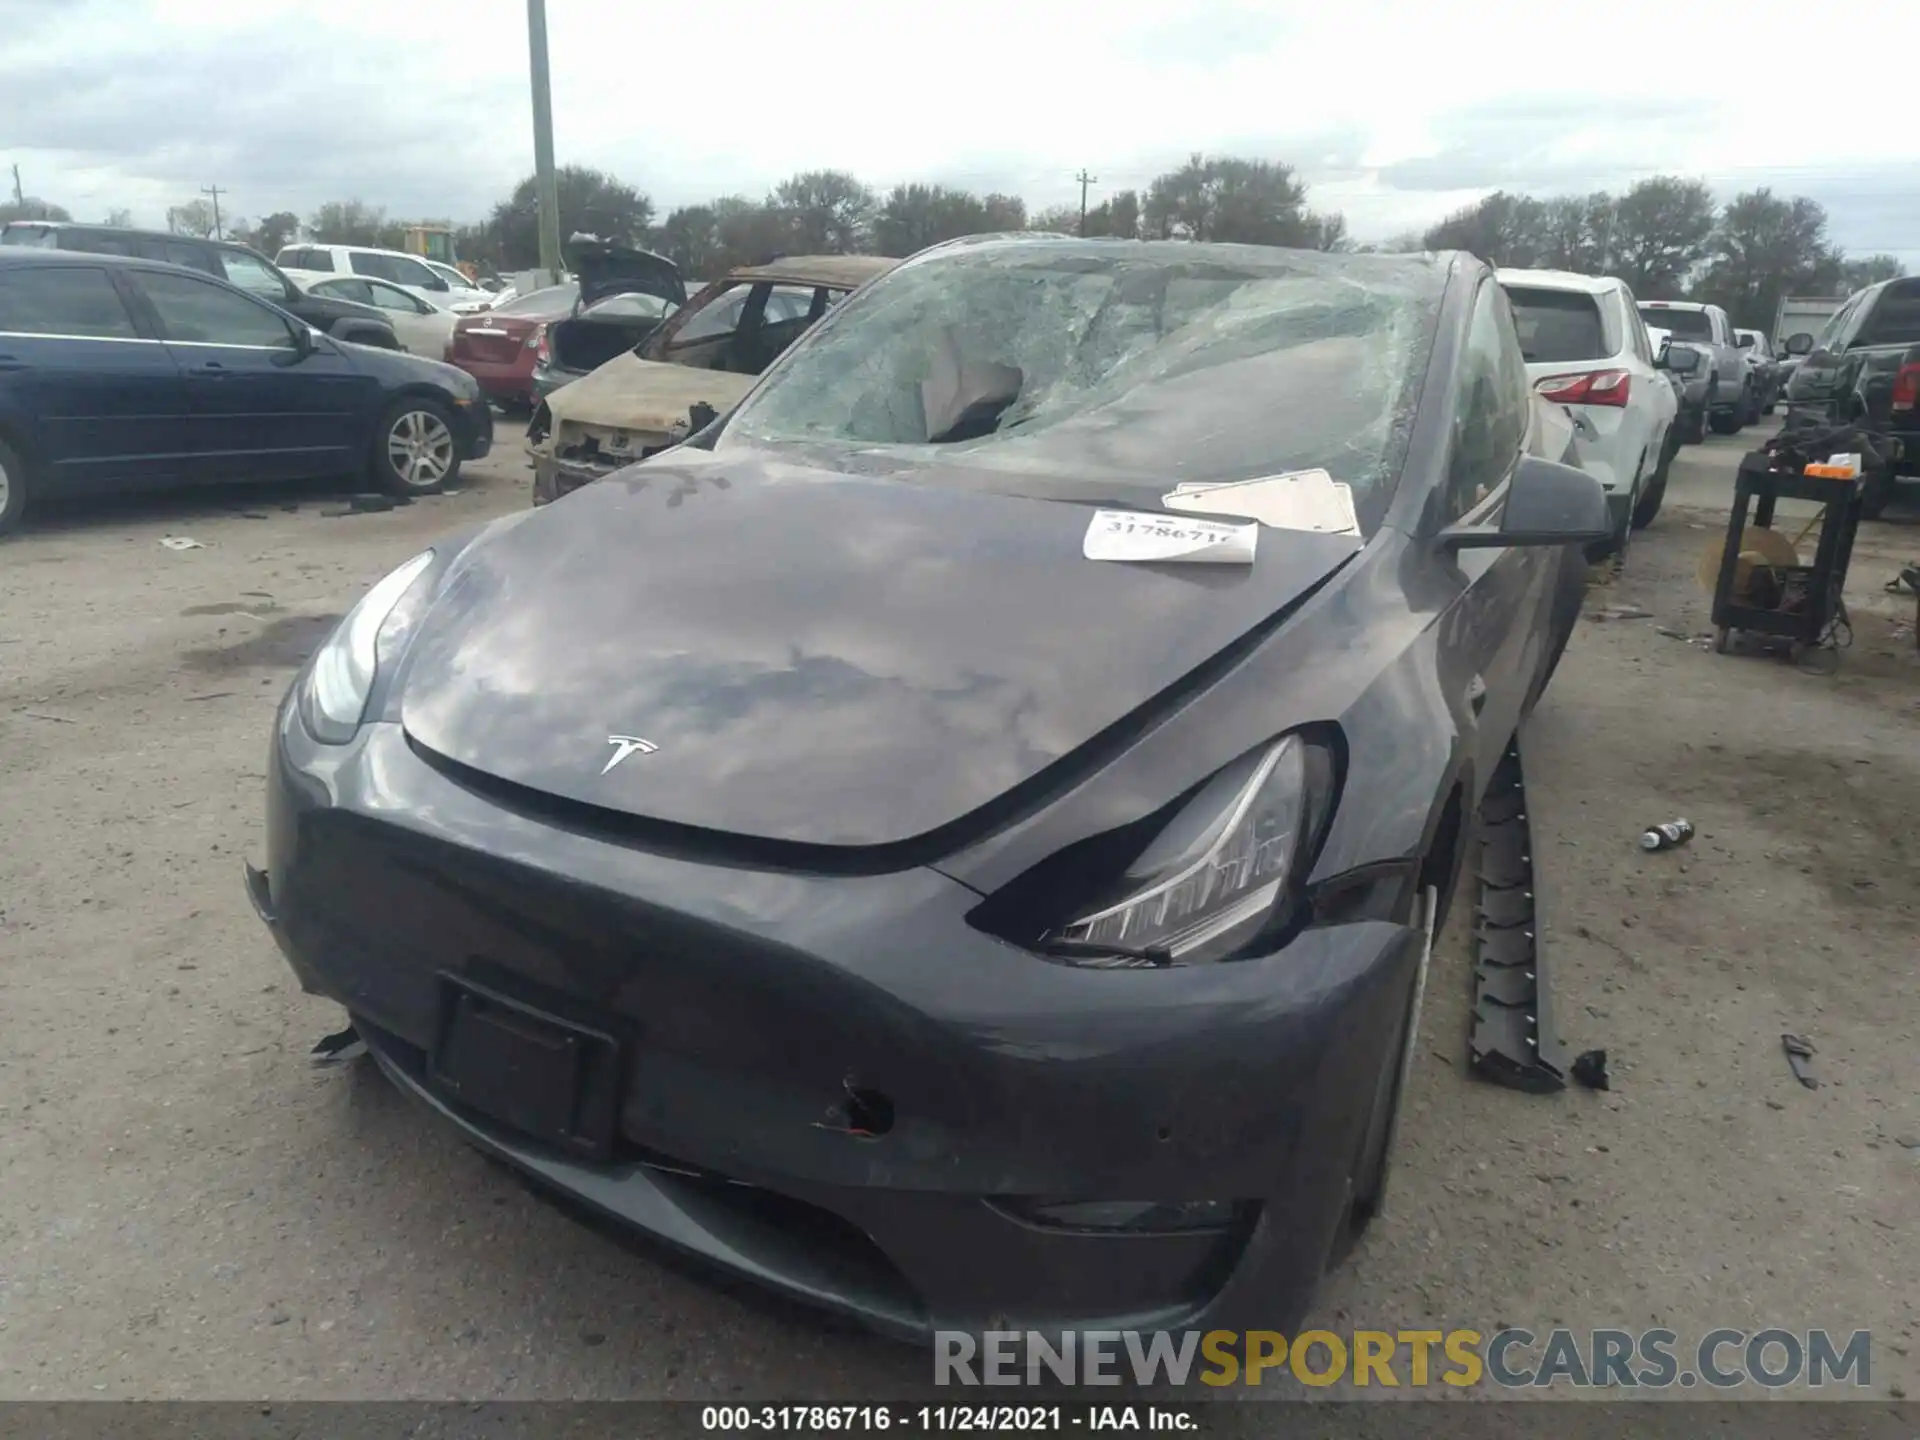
[1162,468,1360,536]
[1083,509,1257,565]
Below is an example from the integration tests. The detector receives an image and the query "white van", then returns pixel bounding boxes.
[275,243,494,313]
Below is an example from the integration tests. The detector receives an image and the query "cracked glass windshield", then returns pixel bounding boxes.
[721,240,1445,531]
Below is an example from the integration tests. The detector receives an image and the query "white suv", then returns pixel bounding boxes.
[1498,269,1682,540]
[275,243,494,313]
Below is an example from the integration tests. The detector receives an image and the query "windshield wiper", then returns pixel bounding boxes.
[1034,937,1174,967]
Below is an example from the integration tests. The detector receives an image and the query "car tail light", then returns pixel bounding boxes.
[1892,362,1920,412]
[530,323,550,360]
[1534,369,1631,407]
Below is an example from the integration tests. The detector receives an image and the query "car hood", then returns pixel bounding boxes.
[544,353,756,433]
[397,448,1365,851]
[566,234,686,310]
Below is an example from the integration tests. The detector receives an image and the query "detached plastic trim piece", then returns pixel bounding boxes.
[1468,733,1568,1093]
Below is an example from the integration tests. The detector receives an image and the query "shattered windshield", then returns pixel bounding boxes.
[720,241,1444,531]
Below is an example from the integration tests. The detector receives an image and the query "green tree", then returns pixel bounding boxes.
[713,195,798,270]
[1142,155,1328,247]
[1421,192,1549,266]
[871,185,1025,255]
[486,166,654,268]
[770,169,875,253]
[1840,253,1905,292]
[1098,189,1141,240]
[102,207,135,228]
[1537,192,1616,273]
[0,197,70,224]
[250,211,300,257]
[658,204,723,276]
[1698,189,1840,328]
[1608,176,1715,299]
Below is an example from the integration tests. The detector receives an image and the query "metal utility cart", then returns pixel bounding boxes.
[1709,448,1867,660]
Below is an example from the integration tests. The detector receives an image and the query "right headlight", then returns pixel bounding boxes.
[1035,731,1338,969]
[296,549,436,744]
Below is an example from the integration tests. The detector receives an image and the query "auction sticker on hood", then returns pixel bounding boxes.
[1083,509,1257,565]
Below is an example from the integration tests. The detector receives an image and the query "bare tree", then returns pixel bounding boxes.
[166,199,218,237]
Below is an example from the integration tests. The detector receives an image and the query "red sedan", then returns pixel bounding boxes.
[444,284,579,412]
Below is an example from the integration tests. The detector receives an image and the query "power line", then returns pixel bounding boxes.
[10,164,22,208]
[1075,169,1098,236]
[201,184,225,239]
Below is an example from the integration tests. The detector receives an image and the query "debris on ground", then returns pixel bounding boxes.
[1640,818,1694,852]
[1571,1049,1612,1090]
[1592,604,1653,622]
[310,1025,367,1065]
[158,536,203,551]
[234,511,270,520]
[1781,1033,1818,1089]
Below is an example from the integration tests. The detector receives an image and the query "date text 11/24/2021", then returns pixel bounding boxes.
[702,1406,1199,1432]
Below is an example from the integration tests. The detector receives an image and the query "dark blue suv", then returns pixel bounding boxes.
[0,248,493,536]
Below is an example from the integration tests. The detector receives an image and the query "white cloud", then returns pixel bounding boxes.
[4,0,1917,265]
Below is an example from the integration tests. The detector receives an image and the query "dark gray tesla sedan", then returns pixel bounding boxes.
[246,236,1609,1342]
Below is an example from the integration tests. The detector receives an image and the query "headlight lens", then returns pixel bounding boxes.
[1046,734,1321,968]
[297,549,436,744]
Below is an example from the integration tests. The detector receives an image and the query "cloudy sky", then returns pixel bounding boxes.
[7,0,1917,267]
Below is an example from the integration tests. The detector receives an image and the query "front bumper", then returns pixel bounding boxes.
[249,711,1422,1341]
[530,448,615,506]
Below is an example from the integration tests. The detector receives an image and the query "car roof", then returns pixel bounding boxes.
[0,246,190,275]
[725,255,899,288]
[1495,267,1621,295]
[1639,299,1708,311]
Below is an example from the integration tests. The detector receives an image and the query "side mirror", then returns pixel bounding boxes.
[1784,332,1816,356]
[279,324,318,364]
[1438,455,1613,552]
[1737,334,1754,348]
[1660,346,1702,375]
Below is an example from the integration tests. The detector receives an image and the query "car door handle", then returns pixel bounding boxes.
[0,353,24,372]
[191,360,228,376]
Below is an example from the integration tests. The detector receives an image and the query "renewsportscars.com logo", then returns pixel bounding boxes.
[933,1328,1874,1390]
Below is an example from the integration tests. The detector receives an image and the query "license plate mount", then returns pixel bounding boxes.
[428,975,622,1161]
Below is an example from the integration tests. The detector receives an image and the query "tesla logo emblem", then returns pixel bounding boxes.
[601,734,658,774]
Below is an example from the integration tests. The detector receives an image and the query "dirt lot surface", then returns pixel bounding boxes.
[1,420,1915,1401]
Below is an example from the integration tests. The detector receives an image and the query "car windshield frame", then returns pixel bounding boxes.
[718,240,1447,537]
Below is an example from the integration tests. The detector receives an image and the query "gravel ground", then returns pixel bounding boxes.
[1,420,1915,1401]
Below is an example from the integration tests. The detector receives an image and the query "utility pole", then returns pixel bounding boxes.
[11,164,24,208]
[1075,169,1098,236]
[526,0,564,287]
[201,184,225,239]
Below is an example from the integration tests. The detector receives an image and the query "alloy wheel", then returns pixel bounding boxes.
[387,410,454,489]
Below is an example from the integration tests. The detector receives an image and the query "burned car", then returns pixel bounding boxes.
[526,254,896,504]
[248,236,1610,1342]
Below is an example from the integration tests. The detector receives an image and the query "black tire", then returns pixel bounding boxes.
[1633,439,1674,531]
[1709,404,1744,435]
[1679,405,1708,445]
[0,435,28,538]
[369,396,462,497]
